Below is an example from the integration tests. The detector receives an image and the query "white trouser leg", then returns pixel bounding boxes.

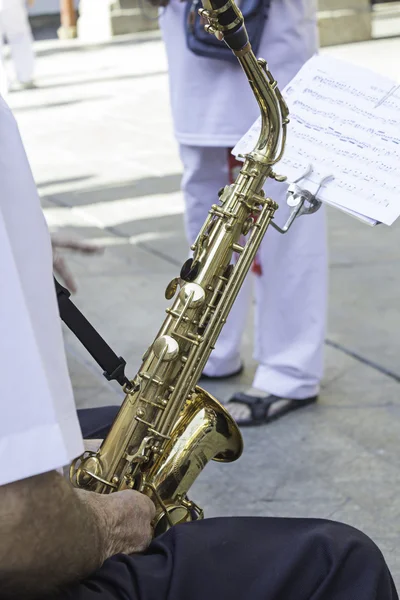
[1,0,34,84]
[179,144,250,376]
[205,277,251,377]
[252,178,327,399]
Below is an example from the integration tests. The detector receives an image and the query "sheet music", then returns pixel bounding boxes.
[233,55,400,226]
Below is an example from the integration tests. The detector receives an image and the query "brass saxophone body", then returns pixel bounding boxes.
[70,0,289,535]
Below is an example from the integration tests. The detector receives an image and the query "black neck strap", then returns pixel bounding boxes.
[54,278,130,389]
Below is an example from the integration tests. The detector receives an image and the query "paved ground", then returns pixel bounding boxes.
[5,31,400,584]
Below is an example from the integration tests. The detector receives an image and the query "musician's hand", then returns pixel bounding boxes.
[77,488,156,558]
[51,235,103,294]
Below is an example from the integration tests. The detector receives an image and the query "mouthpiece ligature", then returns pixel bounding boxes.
[199,0,249,53]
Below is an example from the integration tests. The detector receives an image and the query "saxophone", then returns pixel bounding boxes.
[70,0,290,535]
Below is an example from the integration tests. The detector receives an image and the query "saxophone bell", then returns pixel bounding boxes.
[143,386,243,536]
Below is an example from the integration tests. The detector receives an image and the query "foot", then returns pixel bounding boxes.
[200,363,244,381]
[226,388,318,427]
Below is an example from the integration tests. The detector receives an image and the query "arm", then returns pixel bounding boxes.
[0,96,155,599]
[0,470,155,599]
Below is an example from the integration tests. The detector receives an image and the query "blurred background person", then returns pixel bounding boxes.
[0,0,35,92]
[159,0,327,426]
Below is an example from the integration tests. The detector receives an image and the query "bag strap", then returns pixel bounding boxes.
[54,278,131,389]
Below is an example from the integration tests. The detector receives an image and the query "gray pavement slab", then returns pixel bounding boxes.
[6,32,400,584]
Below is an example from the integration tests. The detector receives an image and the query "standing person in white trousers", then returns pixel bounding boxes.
[0,0,35,92]
[159,0,327,426]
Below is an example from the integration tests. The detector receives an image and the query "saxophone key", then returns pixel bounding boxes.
[165,277,179,300]
[270,170,287,183]
[180,258,200,282]
[153,335,180,362]
[178,283,206,308]
[242,217,253,236]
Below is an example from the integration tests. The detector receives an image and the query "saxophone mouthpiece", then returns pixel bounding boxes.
[200,0,249,53]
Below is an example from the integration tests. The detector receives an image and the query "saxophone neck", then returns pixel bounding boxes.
[199,0,289,169]
[237,50,289,169]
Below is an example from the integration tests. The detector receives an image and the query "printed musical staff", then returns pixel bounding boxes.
[233,55,400,226]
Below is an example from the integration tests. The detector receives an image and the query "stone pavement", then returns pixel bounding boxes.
[6,32,400,583]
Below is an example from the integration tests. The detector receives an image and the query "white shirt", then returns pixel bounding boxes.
[0,95,84,487]
[159,0,318,147]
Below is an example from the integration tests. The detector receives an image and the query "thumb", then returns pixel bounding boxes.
[53,252,78,294]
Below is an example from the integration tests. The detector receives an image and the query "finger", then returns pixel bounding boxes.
[129,489,157,518]
[119,490,157,526]
[133,523,154,553]
[53,253,78,294]
[52,239,103,254]
[141,493,157,520]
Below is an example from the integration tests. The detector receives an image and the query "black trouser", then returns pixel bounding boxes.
[77,406,120,440]
[64,407,398,600]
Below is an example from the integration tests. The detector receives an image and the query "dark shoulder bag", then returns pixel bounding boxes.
[184,0,271,63]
